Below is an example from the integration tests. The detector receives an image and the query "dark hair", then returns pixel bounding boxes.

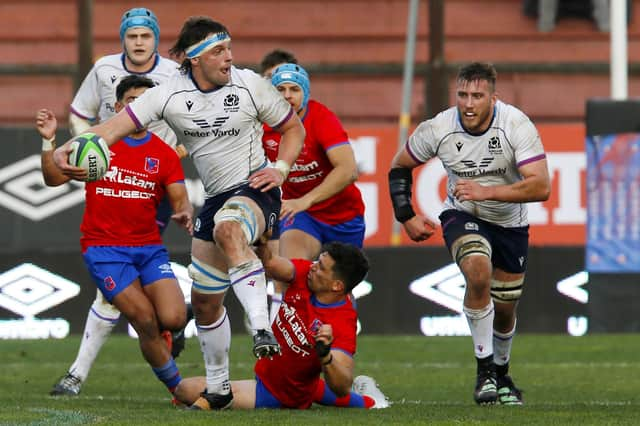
[322,242,369,294]
[260,49,298,75]
[115,75,155,102]
[169,16,230,74]
[457,62,497,92]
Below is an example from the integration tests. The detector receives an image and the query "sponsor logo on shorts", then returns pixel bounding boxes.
[159,263,174,274]
[268,212,277,229]
[104,276,116,291]
[465,222,479,231]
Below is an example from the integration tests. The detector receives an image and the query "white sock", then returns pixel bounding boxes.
[229,259,270,332]
[493,321,516,366]
[197,307,231,394]
[68,296,120,381]
[269,291,283,325]
[463,300,495,360]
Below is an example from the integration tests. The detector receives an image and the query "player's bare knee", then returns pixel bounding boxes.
[213,200,259,245]
[129,311,158,339]
[158,308,186,332]
[213,220,241,246]
[452,235,492,290]
[465,284,492,307]
[190,299,225,324]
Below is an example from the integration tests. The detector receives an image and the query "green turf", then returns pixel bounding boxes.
[2,334,639,425]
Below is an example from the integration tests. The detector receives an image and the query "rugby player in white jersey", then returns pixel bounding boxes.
[53,16,305,410]
[388,62,550,406]
[48,7,187,397]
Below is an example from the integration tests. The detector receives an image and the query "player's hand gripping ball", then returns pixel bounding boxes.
[69,133,110,181]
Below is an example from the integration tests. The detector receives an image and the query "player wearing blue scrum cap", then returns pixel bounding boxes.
[50,7,186,398]
[119,7,160,52]
[69,6,177,145]
[262,63,365,326]
[270,64,310,111]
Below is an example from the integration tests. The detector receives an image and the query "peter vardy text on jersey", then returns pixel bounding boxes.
[183,128,240,138]
[453,167,507,178]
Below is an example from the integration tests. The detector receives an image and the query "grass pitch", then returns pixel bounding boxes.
[2,334,639,425]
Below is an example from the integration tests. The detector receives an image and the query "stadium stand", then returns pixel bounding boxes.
[1,0,640,126]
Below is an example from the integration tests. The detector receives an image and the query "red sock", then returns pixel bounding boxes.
[362,395,375,409]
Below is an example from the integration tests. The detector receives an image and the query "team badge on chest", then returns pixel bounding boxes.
[145,157,160,174]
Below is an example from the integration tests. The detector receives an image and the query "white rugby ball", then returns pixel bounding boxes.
[69,133,110,182]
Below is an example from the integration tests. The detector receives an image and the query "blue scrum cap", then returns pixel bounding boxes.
[271,63,310,110]
[119,7,160,51]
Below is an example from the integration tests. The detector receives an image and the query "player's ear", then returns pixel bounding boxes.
[332,279,346,294]
[114,101,124,114]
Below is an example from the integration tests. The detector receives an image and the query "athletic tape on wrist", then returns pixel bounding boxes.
[41,136,56,151]
[273,159,290,180]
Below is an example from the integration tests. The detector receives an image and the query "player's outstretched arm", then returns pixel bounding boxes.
[254,238,295,283]
[275,111,305,172]
[167,182,194,235]
[35,109,70,186]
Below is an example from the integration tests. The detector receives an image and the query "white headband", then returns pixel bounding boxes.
[185,32,231,59]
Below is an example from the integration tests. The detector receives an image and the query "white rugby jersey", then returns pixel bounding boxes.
[126,66,293,197]
[406,100,546,227]
[70,53,179,147]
